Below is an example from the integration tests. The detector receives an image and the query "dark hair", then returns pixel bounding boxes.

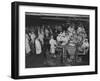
[34,28,38,38]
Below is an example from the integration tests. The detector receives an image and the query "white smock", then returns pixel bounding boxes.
[49,39,57,54]
[25,34,31,54]
[35,39,42,54]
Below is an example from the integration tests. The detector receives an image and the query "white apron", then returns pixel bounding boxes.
[35,39,42,54]
[25,34,31,54]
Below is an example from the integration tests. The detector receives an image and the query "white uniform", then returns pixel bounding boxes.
[35,39,42,54]
[49,38,57,54]
[25,34,31,54]
[38,33,44,45]
[30,33,36,44]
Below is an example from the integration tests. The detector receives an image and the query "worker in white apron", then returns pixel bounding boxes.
[25,34,31,54]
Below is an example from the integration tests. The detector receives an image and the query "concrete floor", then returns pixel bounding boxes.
[25,51,89,68]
